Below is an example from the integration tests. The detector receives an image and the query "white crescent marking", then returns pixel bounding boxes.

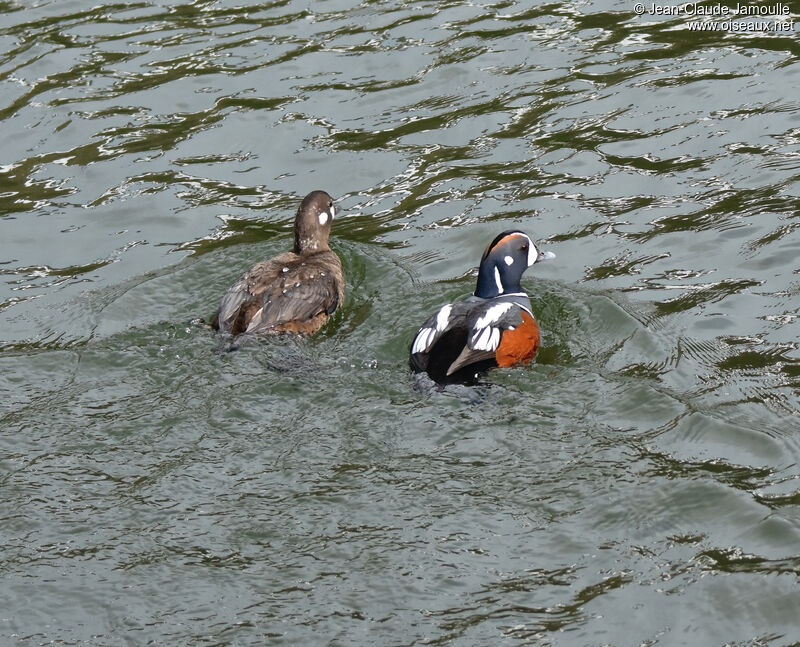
[475,302,513,329]
[412,327,433,354]
[436,304,452,331]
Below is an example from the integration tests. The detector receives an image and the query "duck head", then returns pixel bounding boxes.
[294,190,336,254]
[474,230,554,298]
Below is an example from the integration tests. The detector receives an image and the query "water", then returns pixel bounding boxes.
[2,0,799,644]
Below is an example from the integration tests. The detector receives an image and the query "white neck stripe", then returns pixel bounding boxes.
[493,267,504,294]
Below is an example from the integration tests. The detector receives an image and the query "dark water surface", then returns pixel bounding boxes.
[2,0,800,644]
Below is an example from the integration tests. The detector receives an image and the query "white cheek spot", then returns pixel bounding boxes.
[504,255,514,266]
[295,282,300,287]
[494,267,503,293]
[318,212,328,225]
[319,271,325,277]
[282,267,289,273]
[282,289,287,294]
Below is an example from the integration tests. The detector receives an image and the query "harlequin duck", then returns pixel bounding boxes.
[410,230,554,385]
[212,190,344,336]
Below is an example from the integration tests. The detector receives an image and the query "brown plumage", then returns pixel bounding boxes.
[213,190,344,336]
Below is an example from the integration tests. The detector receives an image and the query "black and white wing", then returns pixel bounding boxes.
[445,301,526,376]
[410,303,462,356]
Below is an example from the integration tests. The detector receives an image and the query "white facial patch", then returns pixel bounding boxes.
[523,235,537,266]
[318,212,328,225]
[494,267,503,293]
[504,255,514,266]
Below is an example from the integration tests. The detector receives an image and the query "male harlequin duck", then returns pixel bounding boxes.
[409,230,554,385]
[212,190,344,336]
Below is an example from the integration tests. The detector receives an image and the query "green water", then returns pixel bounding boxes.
[2,0,800,645]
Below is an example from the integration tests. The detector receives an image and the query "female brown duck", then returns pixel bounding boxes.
[213,190,344,336]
